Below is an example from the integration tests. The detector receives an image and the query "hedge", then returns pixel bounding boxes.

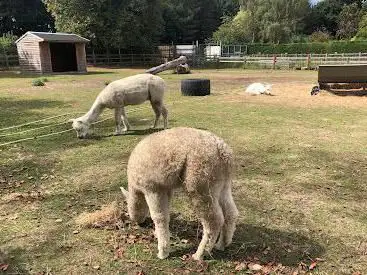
[247,41,367,54]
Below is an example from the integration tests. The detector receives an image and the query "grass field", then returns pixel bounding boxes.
[1,68,367,274]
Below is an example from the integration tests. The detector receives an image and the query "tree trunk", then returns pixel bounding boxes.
[146,56,188,75]
[175,63,190,74]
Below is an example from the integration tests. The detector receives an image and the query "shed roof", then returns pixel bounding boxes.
[16,31,90,44]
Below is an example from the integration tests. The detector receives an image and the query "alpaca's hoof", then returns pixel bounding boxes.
[114,131,123,136]
[214,242,225,251]
[192,253,202,261]
[157,251,169,259]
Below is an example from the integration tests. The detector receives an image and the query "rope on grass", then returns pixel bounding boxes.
[0,112,85,132]
[0,129,75,147]
[0,90,230,148]
[0,121,70,137]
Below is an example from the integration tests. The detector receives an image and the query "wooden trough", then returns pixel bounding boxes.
[318,64,367,90]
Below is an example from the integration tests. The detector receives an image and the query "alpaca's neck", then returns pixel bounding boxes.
[83,100,104,123]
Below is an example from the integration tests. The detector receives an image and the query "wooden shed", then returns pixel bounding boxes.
[16,31,89,74]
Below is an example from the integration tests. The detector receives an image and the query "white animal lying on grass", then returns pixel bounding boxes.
[69,74,168,138]
[120,127,239,260]
[245,82,272,95]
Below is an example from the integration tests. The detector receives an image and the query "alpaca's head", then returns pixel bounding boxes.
[69,118,90,139]
[263,84,272,95]
[120,187,149,224]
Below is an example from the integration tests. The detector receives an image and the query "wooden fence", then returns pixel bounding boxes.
[86,53,167,67]
[4,52,367,71]
[0,54,19,70]
[86,52,367,69]
[217,53,367,69]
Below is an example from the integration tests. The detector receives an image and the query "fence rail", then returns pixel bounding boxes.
[4,52,367,71]
[86,53,166,67]
[0,54,19,69]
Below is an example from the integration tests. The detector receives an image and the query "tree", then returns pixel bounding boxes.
[0,0,54,36]
[213,0,310,44]
[353,11,367,39]
[160,0,223,44]
[336,3,363,39]
[44,0,163,52]
[212,10,255,43]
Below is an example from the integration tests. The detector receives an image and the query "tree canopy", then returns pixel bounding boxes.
[1,0,367,51]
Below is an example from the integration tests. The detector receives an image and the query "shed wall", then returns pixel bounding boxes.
[39,42,52,73]
[75,43,87,73]
[17,33,88,74]
[17,35,42,74]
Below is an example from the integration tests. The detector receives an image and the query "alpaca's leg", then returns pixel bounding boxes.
[161,104,168,129]
[145,190,171,259]
[192,198,224,260]
[120,107,131,131]
[114,108,123,135]
[150,101,162,129]
[215,185,238,250]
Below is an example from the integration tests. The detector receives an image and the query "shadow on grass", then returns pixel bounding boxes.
[1,248,30,274]
[168,217,325,267]
[0,98,69,128]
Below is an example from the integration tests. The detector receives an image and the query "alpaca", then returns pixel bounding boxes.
[245,82,272,95]
[120,127,239,260]
[69,74,168,138]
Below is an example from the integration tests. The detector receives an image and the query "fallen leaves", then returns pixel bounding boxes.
[0,264,9,271]
[233,257,324,274]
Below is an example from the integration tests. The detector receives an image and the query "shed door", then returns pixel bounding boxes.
[50,43,77,72]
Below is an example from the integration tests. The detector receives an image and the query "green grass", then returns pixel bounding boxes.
[1,67,367,274]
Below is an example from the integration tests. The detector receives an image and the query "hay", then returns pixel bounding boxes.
[75,201,126,229]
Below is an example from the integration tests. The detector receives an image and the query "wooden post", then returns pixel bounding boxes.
[4,53,9,69]
[2,45,9,69]
[92,49,96,66]
[272,55,277,70]
[307,54,311,69]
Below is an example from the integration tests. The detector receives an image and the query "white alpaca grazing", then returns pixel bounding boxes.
[245,82,272,95]
[120,127,239,260]
[69,74,168,138]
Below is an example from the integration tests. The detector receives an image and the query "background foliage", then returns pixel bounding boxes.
[1,0,367,53]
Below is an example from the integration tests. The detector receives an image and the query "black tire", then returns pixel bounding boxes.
[181,79,210,96]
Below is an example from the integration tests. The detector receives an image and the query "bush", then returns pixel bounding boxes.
[309,31,331,43]
[40,77,49,82]
[0,34,17,54]
[32,79,45,86]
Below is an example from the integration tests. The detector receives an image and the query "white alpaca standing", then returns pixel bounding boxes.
[69,74,168,138]
[245,82,272,95]
[120,127,239,260]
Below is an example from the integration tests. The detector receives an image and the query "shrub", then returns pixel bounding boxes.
[0,34,17,54]
[32,79,45,86]
[40,77,49,82]
[309,31,331,43]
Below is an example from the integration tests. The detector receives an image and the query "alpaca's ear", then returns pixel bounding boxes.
[68,119,75,123]
[120,187,129,200]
